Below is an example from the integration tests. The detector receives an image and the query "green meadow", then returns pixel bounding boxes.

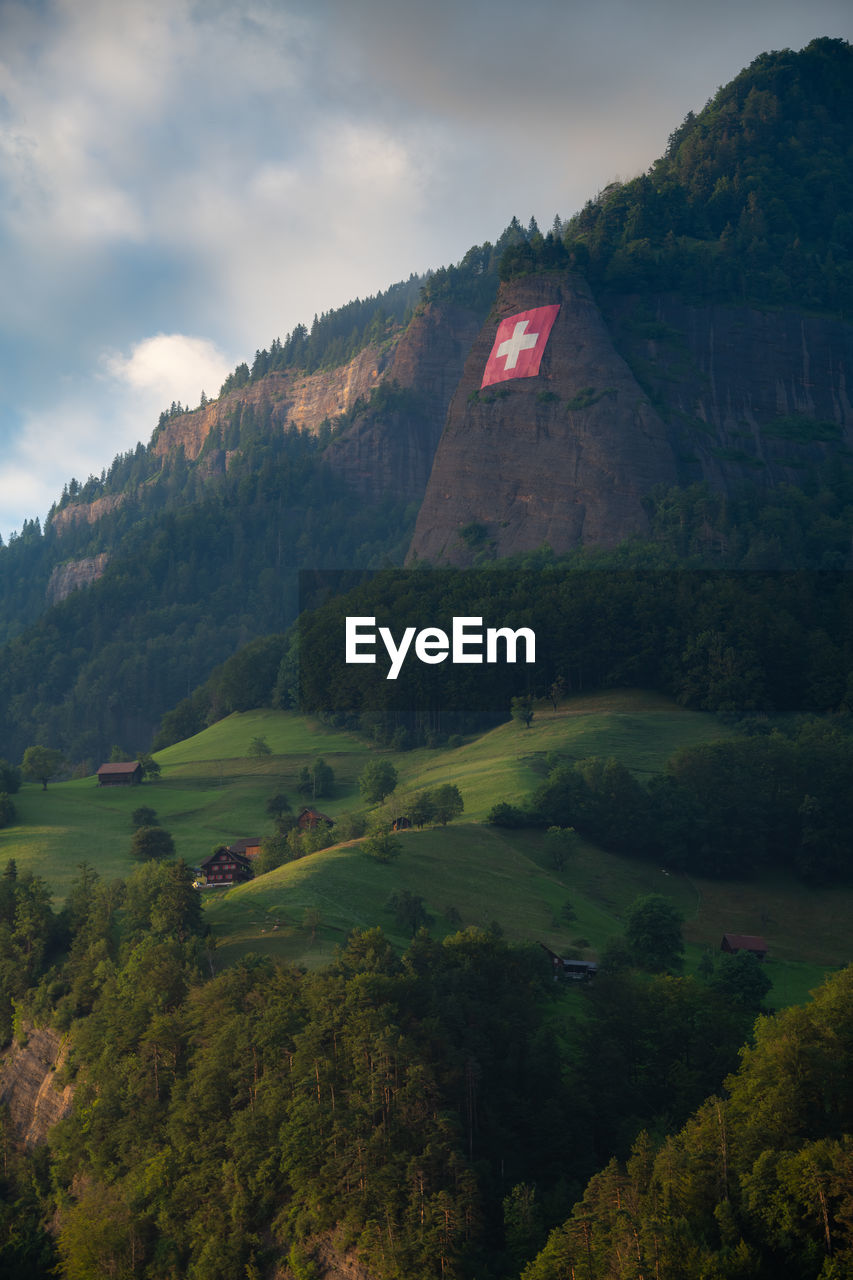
[2,691,849,1007]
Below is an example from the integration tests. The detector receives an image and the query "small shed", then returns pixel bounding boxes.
[721,933,768,961]
[200,847,253,885]
[97,761,142,786]
[391,816,412,831]
[297,808,334,831]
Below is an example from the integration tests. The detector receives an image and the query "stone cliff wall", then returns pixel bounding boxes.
[325,301,482,502]
[50,493,126,536]
[275,1232,378,1280]
[46,552,111,604]
[609,294,853,489]
[409,275,853,564]
[0,1026,74,1149]
[151,342,398,463]
[409,274,679,563]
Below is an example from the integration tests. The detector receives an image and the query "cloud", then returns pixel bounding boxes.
[0,332,232,541]
[105,333,232,407]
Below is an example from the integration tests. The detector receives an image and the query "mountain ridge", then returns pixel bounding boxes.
[2,38,853,763]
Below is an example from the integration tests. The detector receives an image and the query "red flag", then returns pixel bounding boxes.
[480,304,560,389]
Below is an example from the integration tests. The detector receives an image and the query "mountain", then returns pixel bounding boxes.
[1,38,853,766]
[411,36,853,563]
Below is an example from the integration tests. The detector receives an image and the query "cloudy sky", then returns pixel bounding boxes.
[0,0,851,539]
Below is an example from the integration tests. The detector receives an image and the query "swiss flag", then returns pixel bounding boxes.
[480,303,560,389]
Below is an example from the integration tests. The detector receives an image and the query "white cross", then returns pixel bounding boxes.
[496,320,539,369]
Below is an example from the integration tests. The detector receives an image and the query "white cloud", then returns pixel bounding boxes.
[0,332,233,541]
[105,333,232,408]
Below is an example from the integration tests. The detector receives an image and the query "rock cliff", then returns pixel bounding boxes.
[409,273,853,564]
[50,492,126,535]
[409,274,679,563]
[275,1232,378,1280]
[324,300,481,501]
[0,1026,75,1149]
[46,552,111,604]
[609,294,853,489]
[48,300,482,538]
[151,341,397,463]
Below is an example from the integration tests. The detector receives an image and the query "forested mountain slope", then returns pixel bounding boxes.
[412,37,853,563]
[2,39,853,766]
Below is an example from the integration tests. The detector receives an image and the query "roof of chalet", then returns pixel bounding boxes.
[722,933,768,952]
[200,847,253,870]
[297,807,333,824]
[228,837,261,854]
[97,761,142,776]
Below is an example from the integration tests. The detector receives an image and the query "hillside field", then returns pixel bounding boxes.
[1,691,849,1006]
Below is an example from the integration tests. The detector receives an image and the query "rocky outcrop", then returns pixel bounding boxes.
[275,1233,378,1280]
[44,305,481,541]
[0,1026,75,1149]
[151,342,398,463]
[408,274,853,564]
[409,274,679,563]
[325,301,482,502]
[608,294,853,489]
[46,553,110,604]
[50,492,126,535]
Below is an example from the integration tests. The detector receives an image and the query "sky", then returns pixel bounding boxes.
[1,0,851,540]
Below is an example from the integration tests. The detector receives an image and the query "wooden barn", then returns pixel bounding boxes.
[97,761,142,786]
[721,933,768,961]
[297,808,334,831]
[539,943,598,981]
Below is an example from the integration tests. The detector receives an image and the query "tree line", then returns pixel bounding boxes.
[490,715,853,884]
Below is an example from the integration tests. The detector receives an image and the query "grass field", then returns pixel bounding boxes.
[2,691,850,1008]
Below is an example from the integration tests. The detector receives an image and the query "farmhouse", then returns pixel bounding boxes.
[721,933,768,960]
[539,943,598,982]
[297,808,334,831]
[97,761,142,786]
[200,847,254,885]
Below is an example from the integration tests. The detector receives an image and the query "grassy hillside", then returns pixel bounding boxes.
[0,690,722,892]
[1,691,848,1006]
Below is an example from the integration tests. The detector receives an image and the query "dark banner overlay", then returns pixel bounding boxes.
[297,567,853,726]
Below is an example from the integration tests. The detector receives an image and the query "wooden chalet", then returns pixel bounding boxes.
[297,807,334,831]
[540,943,598,982]
[199,847,254,886]
[97,761,142,786]
[721,933,768,960]
[391,816,412,831]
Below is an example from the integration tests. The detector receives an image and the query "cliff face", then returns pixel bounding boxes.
[0,1026,74,1149]
[46,552,111,604]
[276,1234,378,1280]
[409,274,679,563]
[609,295,853,489]
[50,493,126,535]
[151,341,398,463]
[324,301,482,502]
[47,305,478,540]
[409,274,853,564]
[43,274,853,567]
